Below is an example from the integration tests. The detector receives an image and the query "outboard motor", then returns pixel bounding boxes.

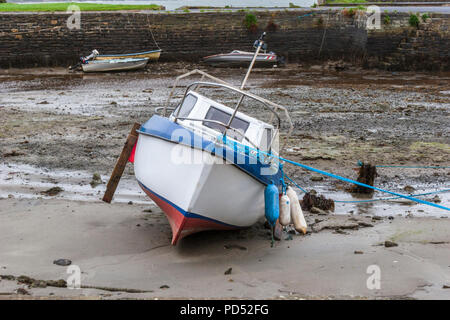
[69,49,99,70]
[81,49,99,64]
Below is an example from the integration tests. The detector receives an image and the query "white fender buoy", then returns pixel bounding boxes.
[286,186,307,234]
[279,194,291,226]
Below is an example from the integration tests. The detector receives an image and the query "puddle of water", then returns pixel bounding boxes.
[0,162,152,205]
[406,101,450,110]
[313,186,450,218]
[1,162,448,218]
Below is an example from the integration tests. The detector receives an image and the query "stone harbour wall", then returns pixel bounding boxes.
[0,10,448,70]
[366,12,450,71]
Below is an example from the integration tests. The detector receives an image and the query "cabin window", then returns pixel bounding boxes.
[203,106,250,141]
[262,128,272,151]
[175,94,197,118]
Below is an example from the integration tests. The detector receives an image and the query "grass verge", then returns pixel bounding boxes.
[0,2,163,12]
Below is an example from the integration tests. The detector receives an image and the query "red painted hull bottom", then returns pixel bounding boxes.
[140,183,238,245]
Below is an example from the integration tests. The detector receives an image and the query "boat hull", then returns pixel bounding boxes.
[82,58,149,73]
[96,49,161,61]
[202,52,278,67]
[134,132,267,244]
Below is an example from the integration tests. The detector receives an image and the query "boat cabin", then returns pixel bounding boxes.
[170,90,277,153]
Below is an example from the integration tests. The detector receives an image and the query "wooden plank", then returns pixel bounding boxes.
[102,122,141,203]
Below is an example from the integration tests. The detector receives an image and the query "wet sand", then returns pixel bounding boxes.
[0,63,449,299]
[0,198,449,299]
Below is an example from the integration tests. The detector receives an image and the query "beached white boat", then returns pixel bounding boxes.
[202,50,281,67]
[81,57,149,73]
[131,33,293,244]
[95,49,161,62]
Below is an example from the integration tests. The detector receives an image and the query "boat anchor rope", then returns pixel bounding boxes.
[232,141,450,212]
[280,157,450,211]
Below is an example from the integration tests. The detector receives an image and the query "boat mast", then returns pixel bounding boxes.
[241,32,266,90]
[226,32,267,128]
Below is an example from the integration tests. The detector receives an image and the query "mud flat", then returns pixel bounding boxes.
[0,63,449,299]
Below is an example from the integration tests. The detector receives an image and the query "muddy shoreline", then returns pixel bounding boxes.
[0,63,449,299]
[1,63,448,197]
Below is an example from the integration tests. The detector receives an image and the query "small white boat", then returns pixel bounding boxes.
[95,49,161,62]
[202,50,281,67]
[81,57,149,73]
[132,33,293,244]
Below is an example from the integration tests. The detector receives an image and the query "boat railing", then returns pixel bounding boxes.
[160,69,293,151]
[174,81,293,151]
[162,69,233,117]
[155,106,175,114]
[176,81,282,126]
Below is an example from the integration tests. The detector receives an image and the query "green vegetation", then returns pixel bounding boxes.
[421,13,430,21]
[342,7,357,17]
[243,13,258,32]
[341,6,368,17]
[289,2,301,8]
[383,14,391,25]
[0,2,163,12]
[183,8,190,13]
[316,16,324,26]
[409,13,420,28]
[311,3,318,8]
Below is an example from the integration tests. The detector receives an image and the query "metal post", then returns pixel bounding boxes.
[240,32,266,90]
[227,32,267,128]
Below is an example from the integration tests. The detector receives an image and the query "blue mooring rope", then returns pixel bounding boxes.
[282,171,308,193]
[283,171,450,205]
[279,156,450,211]
[223,139,450,211]
[334,189,450,203]
[279,164,287,195]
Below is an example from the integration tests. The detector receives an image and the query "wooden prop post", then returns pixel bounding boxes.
[102,123,141,203]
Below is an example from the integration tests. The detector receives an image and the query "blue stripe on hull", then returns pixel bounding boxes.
[137,115,282,187]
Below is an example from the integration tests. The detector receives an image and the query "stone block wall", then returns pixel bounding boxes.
[0,10,448,70]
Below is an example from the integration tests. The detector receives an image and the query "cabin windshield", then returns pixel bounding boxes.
[166,76,293,152]
[203,106,250,142]
[174,94,197,118]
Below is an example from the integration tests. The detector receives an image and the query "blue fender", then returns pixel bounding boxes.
[264,181,279,226]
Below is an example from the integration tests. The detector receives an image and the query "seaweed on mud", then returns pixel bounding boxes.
[301,192,335,212]
[40,187,63,196]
